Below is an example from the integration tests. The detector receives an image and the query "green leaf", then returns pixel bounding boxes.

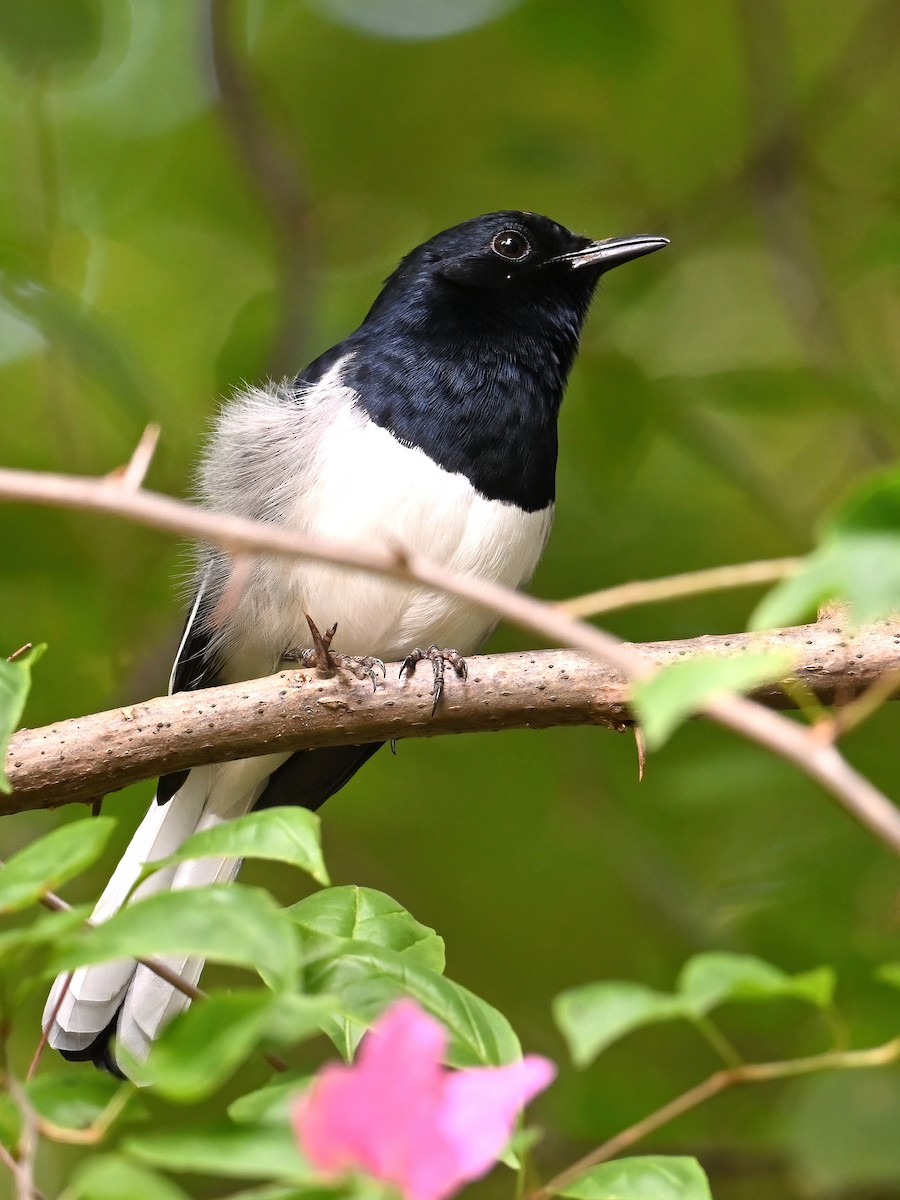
[217,1190,315,1200]
[228,1074,310,1127]
[289,886,445,971]
[632,651,795,749]
[557,1155,713,1200]
[52,884,299,990]
[876,962,900,990]
[828,467,900,535]
[0,903,91,960]
[65,1154,192,1200]
[218,1191,309,1200]
[555,954,834,1066]
[753,467,900,628]
[126,1123,310,1181]
[0,643,45,794]
[311,0,519,41]
[304,941,521,1067]
[0,817,115,912]
[144,991,329,1101]
[677,953,835,1016]
[221,1184,391,1200]
[152,809,329,886]
[554,982,685,1067]
[0,906,93,1015]
[752,534,900,629]
[25,1071,128,1132]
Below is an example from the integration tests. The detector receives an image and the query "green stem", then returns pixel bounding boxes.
[692,1016,744,1068]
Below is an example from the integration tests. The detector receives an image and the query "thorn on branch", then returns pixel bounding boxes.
[108,424,161,491]
[633,726,647,781]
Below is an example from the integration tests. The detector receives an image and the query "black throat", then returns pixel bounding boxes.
[334,287,589,512]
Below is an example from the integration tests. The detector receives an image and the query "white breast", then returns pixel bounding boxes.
[199,361,554,682]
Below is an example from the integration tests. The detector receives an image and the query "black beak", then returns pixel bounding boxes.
[564,235,669,272]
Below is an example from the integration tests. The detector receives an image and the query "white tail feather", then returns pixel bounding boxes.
[43,752,288,1069]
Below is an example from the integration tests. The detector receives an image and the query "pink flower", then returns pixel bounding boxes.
[293,999,555,1200]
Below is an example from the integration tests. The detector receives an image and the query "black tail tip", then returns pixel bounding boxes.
[57,1012,126,1078]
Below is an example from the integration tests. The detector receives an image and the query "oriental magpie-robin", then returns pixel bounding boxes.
[44,211,667,1073]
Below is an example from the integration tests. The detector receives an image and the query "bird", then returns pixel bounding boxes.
[43,210,667,1074]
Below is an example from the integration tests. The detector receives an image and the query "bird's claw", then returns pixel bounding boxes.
[340,655,386,690]
[283,616,385,691]
[399,645,468,714]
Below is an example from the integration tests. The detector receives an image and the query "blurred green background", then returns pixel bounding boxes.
[2,0,900,1196]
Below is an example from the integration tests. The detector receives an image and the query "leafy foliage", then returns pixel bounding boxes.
[0,817,892,1199]
[555,953,835,1067]
[0,815,114,911]
[556,1157,713,1200]
[3,2,900,1198]
[754,468,900,627]
[288,885,445,971]
[631,652,796,749]
[141,991,330,1101]
[148,808,330,886]
[124,1123,310,1182]
[63,1155,192,1200]
[52,883,301,989]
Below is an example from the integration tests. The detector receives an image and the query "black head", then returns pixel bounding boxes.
[318,211,667,512]
[363,211,668,336]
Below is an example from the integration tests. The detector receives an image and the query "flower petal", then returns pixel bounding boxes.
[294,1000,449,1191]
[439,1056,556,1179]
[293,1000,556,1200]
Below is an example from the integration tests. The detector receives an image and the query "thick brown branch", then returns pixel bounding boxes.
[6,621,899,815]
[2,461,900,855]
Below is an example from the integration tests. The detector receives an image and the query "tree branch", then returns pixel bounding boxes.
[6,622,900,815]
[560,557,802,619]
[2,459,900,856]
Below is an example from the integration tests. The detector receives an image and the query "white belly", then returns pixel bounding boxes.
[218,410,553,681]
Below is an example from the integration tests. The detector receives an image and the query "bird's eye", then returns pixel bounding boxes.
[491,230,531,261]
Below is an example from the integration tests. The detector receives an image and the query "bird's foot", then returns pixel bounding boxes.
[283,615,385,691]
[399,645,468,715]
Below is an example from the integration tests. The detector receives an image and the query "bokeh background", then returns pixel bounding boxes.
[2,1,900,1196]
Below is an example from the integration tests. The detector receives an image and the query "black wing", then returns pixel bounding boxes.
[159,569,384,811]
[156,581,221,804]
[255,742,383,812]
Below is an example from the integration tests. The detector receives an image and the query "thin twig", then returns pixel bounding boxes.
[5,1075,42,1200]
[1,463,900,856]
[26,882,287,1073]
[0,1141,47,1200]
[31,1084,131,1146]
[533,1036,900,1199]
[113,423,160,491]
[818,667,900,743]
[27,973,71,1081]
[30,881,207,1002]
[559,558,802,619]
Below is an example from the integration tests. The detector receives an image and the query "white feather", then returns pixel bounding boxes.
[44,357,554,1069]
[199,358,553,682]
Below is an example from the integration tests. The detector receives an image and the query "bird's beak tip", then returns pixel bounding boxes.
[570,235,670,271]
